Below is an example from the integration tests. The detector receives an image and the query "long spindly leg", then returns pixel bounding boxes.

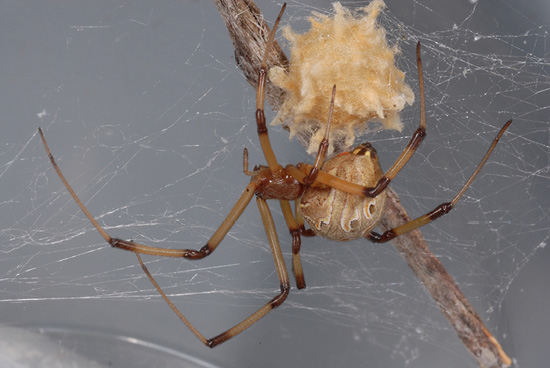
[367,119,513,243]
[111,181,256,259]
[275,79,333,286]
[134,252,210,346]
[288,117,512,203]
[207,197,291,346]
[360,41,428,197]
[280,200,306,289]
[40,126,290,347]
[303,85,336,186]
[134,197,291,348]
[256,3,286,173]
[39,126,255,259]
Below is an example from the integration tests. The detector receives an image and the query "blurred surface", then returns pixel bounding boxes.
[0,326,217,368]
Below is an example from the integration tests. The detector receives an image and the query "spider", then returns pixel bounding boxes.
[39,3,512,349]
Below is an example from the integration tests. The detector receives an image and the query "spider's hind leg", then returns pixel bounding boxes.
[280,200,307,289]
[367,119,513,243]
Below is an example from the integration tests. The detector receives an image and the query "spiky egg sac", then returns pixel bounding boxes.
[269,0,415,155]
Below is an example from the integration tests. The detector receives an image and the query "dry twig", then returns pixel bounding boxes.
[213,0,511,366]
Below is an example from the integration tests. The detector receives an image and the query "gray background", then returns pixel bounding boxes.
[1,0,548,367]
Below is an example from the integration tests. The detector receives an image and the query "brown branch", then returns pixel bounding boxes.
[213,0,288,110]
[381,189,511,368]
[213,0,511,367]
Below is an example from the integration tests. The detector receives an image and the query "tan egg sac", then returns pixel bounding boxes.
[269,0,414,155]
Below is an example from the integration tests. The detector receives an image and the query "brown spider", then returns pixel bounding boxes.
[39,3,512,349]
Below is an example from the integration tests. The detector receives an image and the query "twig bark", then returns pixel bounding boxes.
[213,0,511,366]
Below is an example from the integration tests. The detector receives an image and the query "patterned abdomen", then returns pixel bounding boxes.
[299,143,386,241]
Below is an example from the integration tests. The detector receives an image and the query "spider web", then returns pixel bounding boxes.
[0,0,548,367]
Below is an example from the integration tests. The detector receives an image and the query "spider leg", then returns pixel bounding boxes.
[282,86,334,279]
[303,85,336,186]
[367,119,513,243]
[40,126,291,347]
[135,197,291,348]
[39,126,256,259]
[286,42,427,197]
[256,3,286,173]
[212,198,292,346]
[39,128,113,243]
[278,80,334,286]
[134,252,210,346]
[361,41,428,198]
[280,200,306,289]
[111,182,256,259]
[286,164,366,196]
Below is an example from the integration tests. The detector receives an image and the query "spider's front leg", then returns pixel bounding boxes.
[255,3,286,174]
[39,126,257,262]
[362,42,428,198]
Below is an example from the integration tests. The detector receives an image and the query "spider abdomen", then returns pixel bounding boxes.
[299,143,386,241]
